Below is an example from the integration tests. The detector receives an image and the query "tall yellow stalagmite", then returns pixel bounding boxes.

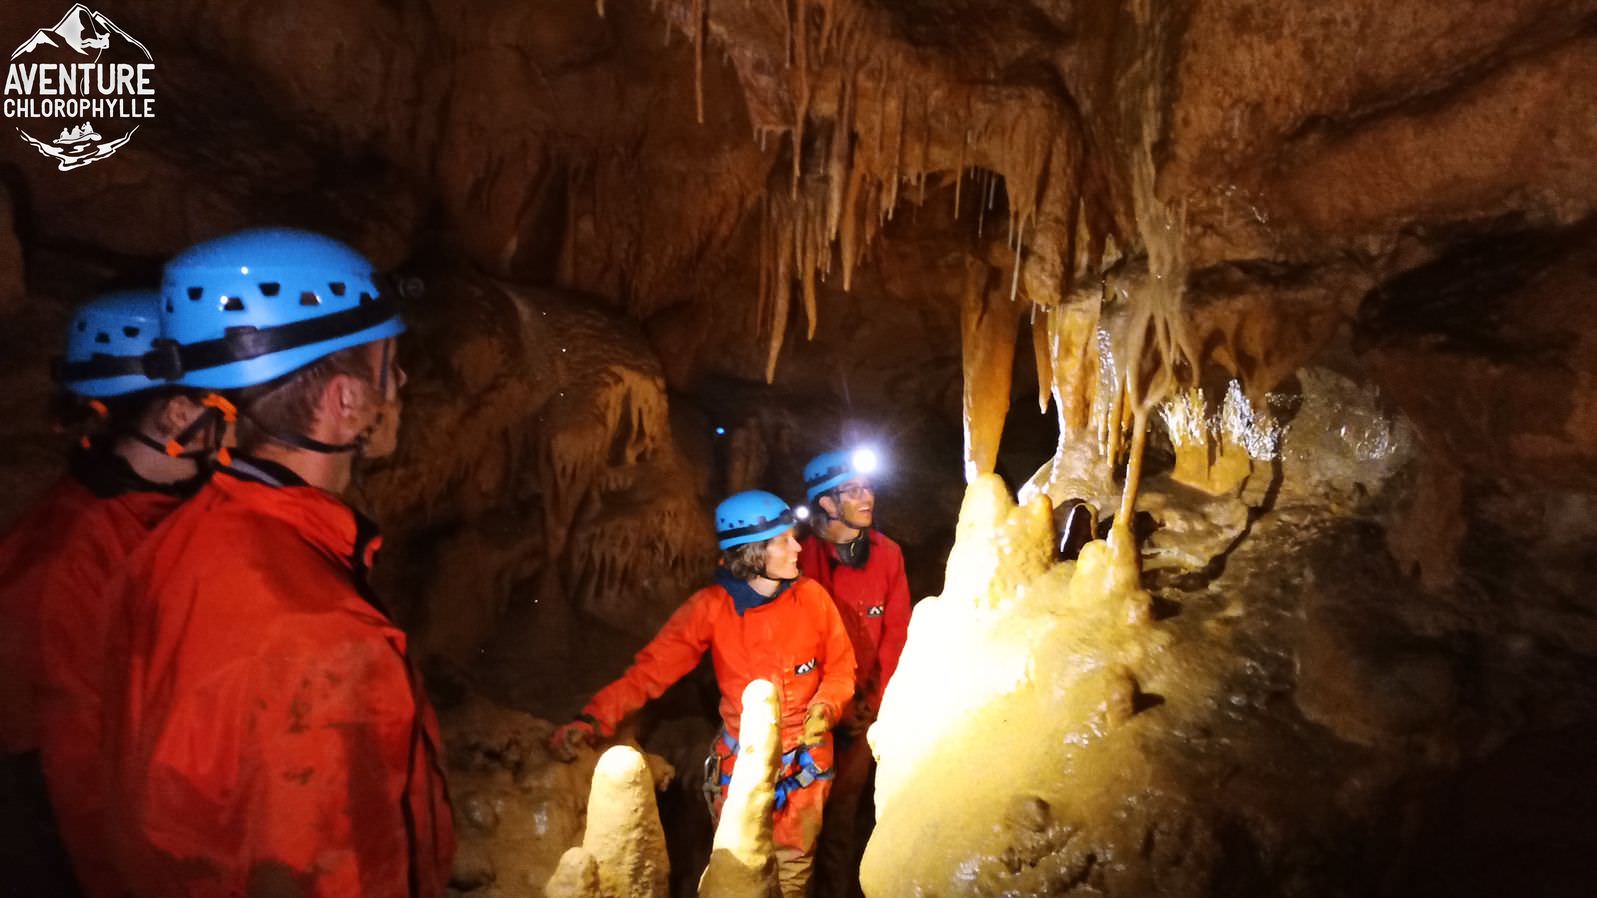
[699,679,781,898]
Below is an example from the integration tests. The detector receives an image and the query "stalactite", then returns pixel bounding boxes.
[825,73,853,245]
[791,0,810,199]
[959,261,1022,482]
[692,0,705,124]
[766,229,791,383]
[1009,213,1025,303]
[801,213,819,340]
[1032,305,1052,414]
[840,163,863,291]
[954,129,968,219]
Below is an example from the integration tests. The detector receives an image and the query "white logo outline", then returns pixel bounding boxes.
[5,4,154,171]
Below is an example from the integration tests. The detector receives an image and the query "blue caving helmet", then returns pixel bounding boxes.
[803,447,879,502]
[55,290,166,398]
[154,227,405,389]
[715,490,797,550]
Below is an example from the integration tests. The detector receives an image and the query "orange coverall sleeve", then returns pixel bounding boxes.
[582,593,714,736]
[810,584,857,725]
[238,625,418,896]
[871,556,912,708]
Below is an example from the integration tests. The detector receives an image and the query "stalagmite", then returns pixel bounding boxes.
[698,680,781,897]
[547,848,602,898]
[584,746,671,898]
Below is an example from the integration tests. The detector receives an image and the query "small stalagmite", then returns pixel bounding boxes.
[575,745,672,898]
[698,679,781,898]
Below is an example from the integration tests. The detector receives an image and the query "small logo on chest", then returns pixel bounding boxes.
[795,657,818,675]
[866,604,885,618]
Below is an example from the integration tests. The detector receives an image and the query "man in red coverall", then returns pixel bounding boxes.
[0,291,222,898]
[798,448,912,897]
[101,228,453,898]
[552,489,856,898]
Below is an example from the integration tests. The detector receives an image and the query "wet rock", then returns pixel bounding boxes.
[1294,608,1459,750]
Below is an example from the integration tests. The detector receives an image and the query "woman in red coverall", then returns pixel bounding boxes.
[0,291,224,898]
[552,490,856,898]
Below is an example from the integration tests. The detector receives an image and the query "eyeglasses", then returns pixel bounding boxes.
[835,483,874,501]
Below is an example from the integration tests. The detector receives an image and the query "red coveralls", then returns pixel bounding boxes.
[798,529,911,898]
[581,576,855,872]
[103,458,455,898]
[798,530,911,713]
[0,451,187,898]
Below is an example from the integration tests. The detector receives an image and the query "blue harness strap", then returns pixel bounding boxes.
[716,730,833,811]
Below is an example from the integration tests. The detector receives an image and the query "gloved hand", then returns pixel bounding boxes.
[802,703,833,745]
[550,718,597,762]
[844,697,877,735]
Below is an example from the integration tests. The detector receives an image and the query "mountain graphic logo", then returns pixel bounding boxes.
[4,4,155,171]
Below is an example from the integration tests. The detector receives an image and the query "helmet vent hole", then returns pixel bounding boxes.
[222,297,246,312]
[123,326,140,338]
[329,282,346,297]
[259,282,281,297]
[187,287,203,301]
[359,291,374,304]
[95,331,111,344]
[165,301,174,313]
[299,291,321,307]
[76,321,87,332]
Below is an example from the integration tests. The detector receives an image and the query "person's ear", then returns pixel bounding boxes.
[817,494,839,517]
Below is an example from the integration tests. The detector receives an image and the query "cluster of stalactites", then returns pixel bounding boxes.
[630,0,1099,384]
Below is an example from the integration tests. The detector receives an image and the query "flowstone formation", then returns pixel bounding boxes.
[863,471,1389,897]
[356,273,715,663]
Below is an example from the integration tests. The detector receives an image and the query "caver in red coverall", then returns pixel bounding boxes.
[798,529,910,716]
[0,448,191,898]
[102,456,454,898]
[579,573,855,895]
[799,528,910,898]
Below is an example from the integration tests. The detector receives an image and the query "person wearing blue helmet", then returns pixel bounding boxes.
[551,490,856,897]
[1,290,221,898]
[97,229,454,898]
[799,447,912,898]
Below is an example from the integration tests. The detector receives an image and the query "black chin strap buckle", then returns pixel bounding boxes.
[142,340,185,381]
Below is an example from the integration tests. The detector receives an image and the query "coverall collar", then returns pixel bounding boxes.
[823,527,874,569]
[213,454,387,613]
[714,566,793,616]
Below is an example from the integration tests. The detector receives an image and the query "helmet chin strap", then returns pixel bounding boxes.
[754,563,798,585]
[123,394,237,465]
